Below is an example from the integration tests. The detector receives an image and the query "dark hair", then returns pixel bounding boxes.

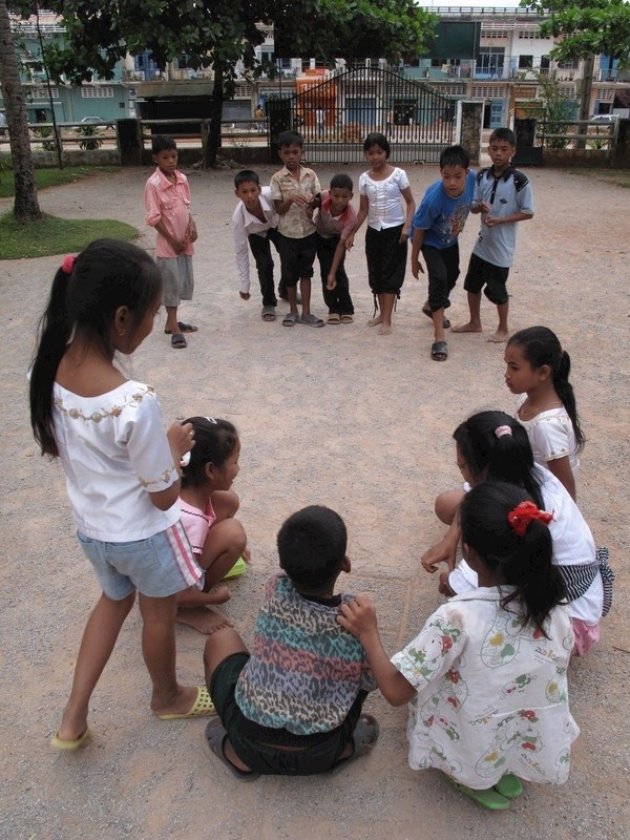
[363,132,390,155]
[277,505,347,593]
[489,127,516,147]
[277,130,304,148]
[234,169,260,188]
[330,173,353,191]
[151,134,177,154]
[30,239,162,457]
[439,144,470,169]
[453,410,543,507]
[180,417,239,488]
[460,482,566,635]
[508,326,585,450]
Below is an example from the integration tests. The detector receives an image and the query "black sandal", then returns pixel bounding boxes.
[203,720,259,781]
[431,341,448,361]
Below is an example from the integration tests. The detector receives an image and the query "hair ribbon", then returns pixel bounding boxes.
[495,425,512,438]
[508,501,553,537]
[61,254,76,275]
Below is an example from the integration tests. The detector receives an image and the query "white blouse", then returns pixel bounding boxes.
[359,167,410,230]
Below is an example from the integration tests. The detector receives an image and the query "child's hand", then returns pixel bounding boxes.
[326,273,337,290]
[186,219,198,243]
[411,258,425,279]
[239,291,251,300]
[338,594,378,640]
[483,214,500,228]
[421,538,457,573]
[168,421,195,458]
[400,227,410,243]
[291,192,310,207]
[170,236,186,255]
[345,234,355,251]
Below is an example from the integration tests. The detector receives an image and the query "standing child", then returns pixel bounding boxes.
[313,174,357,324]
[341,482,579,810]
[270,130,324,327]
[144,135,198,349]
[232,169,283,322]
[201,505,378,778]
[176,416,249,634]
[505,325,584,500]
[347,133,415,335]
[411,144,476,361]
[453,127,534,342]
[29,240,215,750]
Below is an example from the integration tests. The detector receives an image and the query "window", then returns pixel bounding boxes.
[81,86,114,98]
[518,55,533,69]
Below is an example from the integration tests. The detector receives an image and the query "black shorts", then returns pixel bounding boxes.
[464,253,510,305]
[422,242,460,311]
[366,225,407,295]
[209,652,366,776]
[276,232,317,287]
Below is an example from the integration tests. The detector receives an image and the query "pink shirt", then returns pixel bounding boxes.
[144,167,194,258]
[179,498,217,555]
[315,190,357,241]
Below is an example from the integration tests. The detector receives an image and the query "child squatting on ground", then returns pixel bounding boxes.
[311,173,357,324]
[202,505,379,778]
[232,169,283,322]
[144,135,198,349]
[29,240,216,750]
[270,131,324,327]
[453,127,534,343]
[340,481,580,810]
[347,133,415,335]
[411,144,476,361]
[175,416,249,635]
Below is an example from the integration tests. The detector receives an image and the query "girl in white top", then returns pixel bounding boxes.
[504,326,585,501]
[341,482,578,811]
[346,132,415,335]
[30,240,215,750]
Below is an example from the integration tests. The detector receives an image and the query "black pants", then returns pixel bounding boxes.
[248,228,281,307]
[316,234,354,315]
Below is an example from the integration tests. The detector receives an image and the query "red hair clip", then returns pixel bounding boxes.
[61,254,76,275]
[507,501,553,537]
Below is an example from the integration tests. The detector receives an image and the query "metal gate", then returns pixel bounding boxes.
[268,66,457,164]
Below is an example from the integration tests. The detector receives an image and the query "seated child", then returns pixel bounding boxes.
[202,505,378,778]
[340,482,579,810]
[176,417,249,634]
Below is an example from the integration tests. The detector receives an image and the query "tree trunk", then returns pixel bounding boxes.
[0,0,43,221]
[203,61,224,168]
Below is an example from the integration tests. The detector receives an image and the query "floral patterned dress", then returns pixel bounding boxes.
[391,588,579,789]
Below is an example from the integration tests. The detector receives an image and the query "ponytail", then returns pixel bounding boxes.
[552,349,585,450]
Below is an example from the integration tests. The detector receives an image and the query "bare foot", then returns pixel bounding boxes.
[151,683,201,717]
[367,314,383,327]
[452,322,482,334]
[487,330,508,343]
[377,324,392,335]
[56,710,89,743]
[203,586,231,605]
[176,606,233,635]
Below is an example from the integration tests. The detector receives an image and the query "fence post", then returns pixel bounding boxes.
[513,117,543,166]
[117,119,143,166]
[458,101,483,165]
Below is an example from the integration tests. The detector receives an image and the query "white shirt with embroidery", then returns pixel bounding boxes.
[53,380,180,541]
[516,393,580,471]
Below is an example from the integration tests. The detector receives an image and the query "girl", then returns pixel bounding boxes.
[346,133,415,335]
[340,482,579,810]
[421,411,610,656]
[176,416,249,634]
[30,240,215,750]
[505,326,585,500]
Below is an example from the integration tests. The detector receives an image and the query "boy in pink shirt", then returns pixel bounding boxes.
[144,135,198,349]
[312,174,357,324]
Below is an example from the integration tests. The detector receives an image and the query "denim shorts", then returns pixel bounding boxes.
[77,523,197,600]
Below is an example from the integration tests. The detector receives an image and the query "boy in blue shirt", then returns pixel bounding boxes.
[452,128,534,343]
[411,145,476,361]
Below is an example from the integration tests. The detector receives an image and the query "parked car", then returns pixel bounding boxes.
[590,113,619,124]
[80,116,115,128]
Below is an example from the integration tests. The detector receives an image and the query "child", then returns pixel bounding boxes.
[411,144,476,361]
[421,410,609,656]
[505,326,584,500]
[232,169,283,322]
[29,240,215,750]
[270,130,323,327]
[201,505,378,778]
[340,482,579,810]
[312,173,357,324]
[144,135,198,349]
[453,127,534,343]
[176,416,249,634]
[346,133,415,335]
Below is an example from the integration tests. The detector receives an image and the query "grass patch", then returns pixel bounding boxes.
[566,168,630,189]
[0,166,119,198]
[0,212,138,260]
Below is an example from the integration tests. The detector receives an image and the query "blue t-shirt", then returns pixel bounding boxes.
[413,170,477,249]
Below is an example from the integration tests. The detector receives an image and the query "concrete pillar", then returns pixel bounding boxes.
[117,118,143,166]
[458,101,483,165]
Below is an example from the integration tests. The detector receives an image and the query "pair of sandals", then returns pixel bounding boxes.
[165,321,198,349]
[327,313,354,324]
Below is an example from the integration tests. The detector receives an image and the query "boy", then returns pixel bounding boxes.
[270,130,324,327]
[411,145,476,362]
[312,173,357,324]
[144,135,198,349]
[452,128,534,342]
[232,169,282,322]
[202,505,378,778]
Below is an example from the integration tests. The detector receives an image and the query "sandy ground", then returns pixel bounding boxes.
[0,161,628,840]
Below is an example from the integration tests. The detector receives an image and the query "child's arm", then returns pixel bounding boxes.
[326,236,352,290]
[410,227,425,278]
[232,206,252,300]
[148,421,194,510]
[421,520,460,573]
[185,216,198,243]
[345,195,368,251]
[338,595,416,707]
[153,220,186,255]
[545,456,577,501]
[400,186,415,242]
[483,209,533,229]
